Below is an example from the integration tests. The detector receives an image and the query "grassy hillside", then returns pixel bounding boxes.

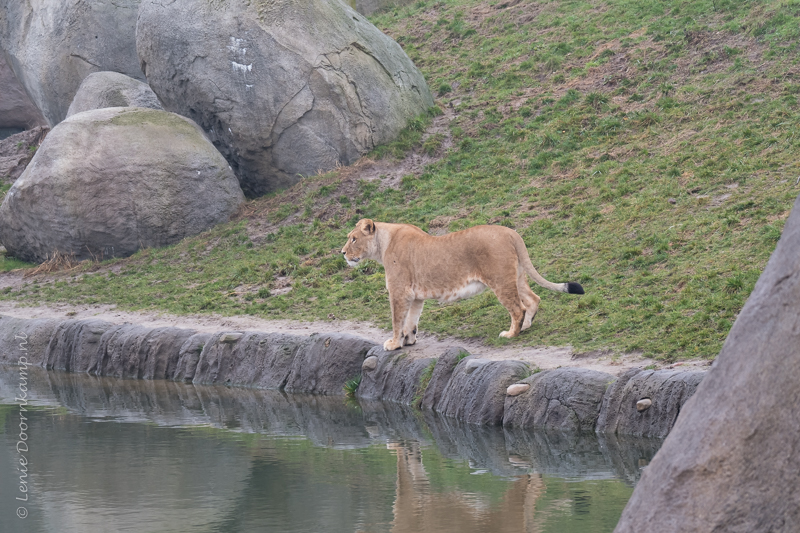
[4,0,800,360]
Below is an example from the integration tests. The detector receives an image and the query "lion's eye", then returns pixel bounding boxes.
[352,237,356,243]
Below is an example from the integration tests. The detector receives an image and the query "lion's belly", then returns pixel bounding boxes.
[414,281,487,303]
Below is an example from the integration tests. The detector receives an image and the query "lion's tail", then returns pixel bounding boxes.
[514,236,584,295]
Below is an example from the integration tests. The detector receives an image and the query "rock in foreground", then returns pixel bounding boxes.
[615,193,800,532]
[0,107,244,263]
[137,0,434,196]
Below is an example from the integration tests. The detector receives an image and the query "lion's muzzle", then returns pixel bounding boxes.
[342,250,360,267]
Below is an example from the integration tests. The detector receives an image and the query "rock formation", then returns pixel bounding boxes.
[136,0,434,196]
[0,107,244,263]
[503,368,616,433]
[0,313,707,435]
[0,0,144,126]
[596,367,705,438]
[0,54,47,132]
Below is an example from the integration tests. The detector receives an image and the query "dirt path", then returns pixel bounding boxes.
[0,299,704,376]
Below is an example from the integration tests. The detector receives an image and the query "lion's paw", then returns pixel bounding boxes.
[383,338,403,351]
[499,330,512,338]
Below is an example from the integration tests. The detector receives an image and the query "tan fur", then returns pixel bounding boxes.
[342,219,583,351]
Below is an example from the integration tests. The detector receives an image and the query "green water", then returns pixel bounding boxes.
[0,367,660,532]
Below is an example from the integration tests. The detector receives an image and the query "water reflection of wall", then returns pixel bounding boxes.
[0,367,662,481]
[0,366,660,532]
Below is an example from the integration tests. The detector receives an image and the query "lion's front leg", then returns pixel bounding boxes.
[385,290,414,351]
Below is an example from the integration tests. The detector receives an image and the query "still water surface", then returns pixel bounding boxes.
[0,367,661,533]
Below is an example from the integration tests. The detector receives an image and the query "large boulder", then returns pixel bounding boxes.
[0,54,47,132]
[0,0,144,126]
[615,193,800,532]
[0,107,244,263]
[136,0,434,196]
[66,71,162,118]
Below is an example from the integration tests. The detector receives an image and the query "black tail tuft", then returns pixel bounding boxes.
[567,282,584,295]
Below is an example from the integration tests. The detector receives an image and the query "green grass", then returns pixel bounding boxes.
[413,359,438,408]
[4,0,800,360]
[343,374,362,397]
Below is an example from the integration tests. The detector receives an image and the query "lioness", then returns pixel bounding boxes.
[342,219,584,351]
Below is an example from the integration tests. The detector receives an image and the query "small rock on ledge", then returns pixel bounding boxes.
[506,383,530,396]
[636,398,652,412]
[362,355,378,371]
[219,332,243,344]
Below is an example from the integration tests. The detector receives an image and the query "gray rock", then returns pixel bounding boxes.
[91,324,198,380]
[353,0,414,16]
[503,368,616,432]
[435,356,531,425]
[193,331,304,388]
[136,0,434,196]
[0,107,244,263]
[615,193,800,533]
[419,347,470,411]
[0,0,143,126]
[0,315,60,366]
[285,334,376,395]
[219,332,244,343]
[596,368,705,438]
[361,355,378,371]
[44,319,114,372]
[0,54,47,129]
[0,126,48,183]
[506,383,530,396]
[172,333,213,382]
[356,346,435,404]
[66,71,162,118]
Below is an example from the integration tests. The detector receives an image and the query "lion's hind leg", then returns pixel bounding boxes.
[402,299,425,346]
[518,275,541,331]
[385,290,414,351]
[491,282,527,339]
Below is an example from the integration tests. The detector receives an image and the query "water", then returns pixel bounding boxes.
[0,366,661,533]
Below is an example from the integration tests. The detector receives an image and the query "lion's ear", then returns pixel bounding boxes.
[362,219,376,234]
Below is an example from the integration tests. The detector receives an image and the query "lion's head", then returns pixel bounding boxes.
[342,218,377,267]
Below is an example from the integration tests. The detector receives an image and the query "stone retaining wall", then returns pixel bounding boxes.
[0,314,705,437]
